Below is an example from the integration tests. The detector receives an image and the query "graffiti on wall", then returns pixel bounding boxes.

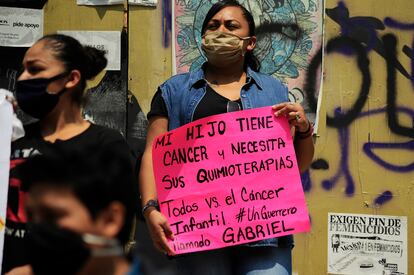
[304,1,414,208]
[162,0,172,48]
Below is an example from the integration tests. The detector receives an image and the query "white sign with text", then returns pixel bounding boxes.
[58,31,121,71]
[328,213,407,275]
[0,7,43,47]
[77,0,123,5]
[128,0,157,6]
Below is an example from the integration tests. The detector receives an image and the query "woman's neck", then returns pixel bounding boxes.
[205,61,246,85]
[40,98,89,142]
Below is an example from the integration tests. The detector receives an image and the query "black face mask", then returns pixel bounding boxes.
[16,73,68,119]
[26,223,90,275]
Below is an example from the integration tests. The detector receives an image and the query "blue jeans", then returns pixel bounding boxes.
[175,246,292,275]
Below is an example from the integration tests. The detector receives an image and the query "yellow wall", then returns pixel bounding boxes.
[293,0,414,274]
[129,2,172,114]
[42,0,413,274]
[43,0,124,87]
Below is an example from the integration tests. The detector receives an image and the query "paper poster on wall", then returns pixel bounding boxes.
[173,0,324,125]
[77,0,123,5]
[152,106,311,254]
[58,31,121,71]
[0,7,43,47]
[128,0,157,6]
[328,213,407,275]
[0,89,13,274]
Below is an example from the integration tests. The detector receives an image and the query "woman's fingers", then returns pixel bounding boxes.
[158,230,175,256]
[272,102,302,116]
[288,111,300,126]
[147,211,176,256]
[162,221,175,241]
[160,222,175,255]
[272,102,309,132]
[5,95,18,111]
[272,102,293,117]
[151,225,174,255]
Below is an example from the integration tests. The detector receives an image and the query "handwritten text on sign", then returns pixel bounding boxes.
[152,107,311,254]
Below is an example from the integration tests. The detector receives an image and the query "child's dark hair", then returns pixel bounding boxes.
[39,34,107,105]
[201,0,260,71]
[20,145,135,245]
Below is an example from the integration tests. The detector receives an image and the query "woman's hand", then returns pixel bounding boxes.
[5,94,18,112]
[272,102,310,132]
[145,209,176,256]
[273,102,314,172]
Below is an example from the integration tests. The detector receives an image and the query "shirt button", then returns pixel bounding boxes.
[241,94,246,98]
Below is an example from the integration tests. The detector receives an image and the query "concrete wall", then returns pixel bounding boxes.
[294,0,413,274]
[44,0,124,76]
[39,0,414,274]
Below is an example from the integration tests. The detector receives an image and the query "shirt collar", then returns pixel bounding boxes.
[188,64,208,89]
[188,62,263,90]
[246,66,263,90]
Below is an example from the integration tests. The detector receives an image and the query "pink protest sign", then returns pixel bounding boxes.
[152,106,311,254]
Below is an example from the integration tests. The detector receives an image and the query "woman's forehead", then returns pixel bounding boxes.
[23,40,56,63]
[211,6,246,21]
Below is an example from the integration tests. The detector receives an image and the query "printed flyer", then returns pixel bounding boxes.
[328,213,407,275]
[77,0,123,5]
[58,31,121,71]
[0,7,43,47]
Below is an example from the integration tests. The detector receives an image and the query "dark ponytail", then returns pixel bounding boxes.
[83,45,108,80]
[39,34,107,105]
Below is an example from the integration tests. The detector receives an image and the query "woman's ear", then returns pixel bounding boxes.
[94,202,126,240]
[246,36,257,52]
[65,69,81,89]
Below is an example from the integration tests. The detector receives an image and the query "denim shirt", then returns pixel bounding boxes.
[158,66,293,248]
[159,66,289,131]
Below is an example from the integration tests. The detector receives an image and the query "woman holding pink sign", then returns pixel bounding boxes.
[140,1,314,274]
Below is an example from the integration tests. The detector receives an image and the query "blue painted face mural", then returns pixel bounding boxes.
[175,0,319,81]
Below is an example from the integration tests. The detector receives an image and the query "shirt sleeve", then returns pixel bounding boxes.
[147,88,168,120]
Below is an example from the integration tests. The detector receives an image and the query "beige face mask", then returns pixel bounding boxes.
[201,31,251,67]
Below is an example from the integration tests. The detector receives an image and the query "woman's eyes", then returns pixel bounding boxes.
[207,23,219,30]
[23,66,43,74]
[206,21,240,30]
[26,66,42,74]
[225,23,239,30]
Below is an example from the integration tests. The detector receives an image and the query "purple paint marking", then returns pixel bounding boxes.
[301,170,312,192]
[162,0,172,48]
[374,191,393,205]
[323,106,414,204]
[384,17,414,87]
[322,108,355,196]
[363,141,414,172]
[411,39,414,88]
[361,107,414,173]
[384,17,414,30]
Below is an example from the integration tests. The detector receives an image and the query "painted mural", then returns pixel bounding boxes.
[173,0,323,121]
